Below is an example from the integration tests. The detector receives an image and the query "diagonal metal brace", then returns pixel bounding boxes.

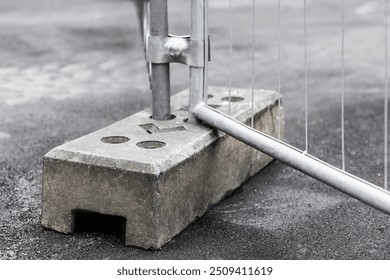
[147,35,205,67]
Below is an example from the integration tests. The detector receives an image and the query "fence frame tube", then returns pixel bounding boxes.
[189,0,208,121]
[150,0,171,120]
[193,103,390,215]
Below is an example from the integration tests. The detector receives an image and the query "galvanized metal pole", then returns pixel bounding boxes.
[150,0,171,120]
[189,0,208,121]
[193,104,390,215]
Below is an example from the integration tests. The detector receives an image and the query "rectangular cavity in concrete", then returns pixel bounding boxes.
[41,86,282,249]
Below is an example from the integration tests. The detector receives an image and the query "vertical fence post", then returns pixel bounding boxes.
[189,0,208,121]
[150,0,171,120]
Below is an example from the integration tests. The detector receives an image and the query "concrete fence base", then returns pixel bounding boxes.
[41,86,283,249]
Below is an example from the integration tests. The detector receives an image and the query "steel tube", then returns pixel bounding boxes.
[193,103,390,215]
[150,0,170,120]
[189,0,208,121]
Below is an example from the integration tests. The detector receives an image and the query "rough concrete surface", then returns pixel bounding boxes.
[42,87,279,249]
[1,0,390,259]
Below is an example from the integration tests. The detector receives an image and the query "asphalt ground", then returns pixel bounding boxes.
[1,0,390,259]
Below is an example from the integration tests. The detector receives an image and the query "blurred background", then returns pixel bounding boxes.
[1,0,390,259]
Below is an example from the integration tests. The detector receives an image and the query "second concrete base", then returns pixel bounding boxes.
[41,86,282,249]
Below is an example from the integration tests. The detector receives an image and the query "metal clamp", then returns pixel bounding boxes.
[147,35,205,67]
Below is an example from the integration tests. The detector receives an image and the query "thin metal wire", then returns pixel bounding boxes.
[229,0,232,115]
[341,0,345,171]
[251,0,256,128]
[278,0,282,139]
[304,0,308,152]
[385,0,389,189]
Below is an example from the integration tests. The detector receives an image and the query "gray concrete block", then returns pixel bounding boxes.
[41,86,283,249]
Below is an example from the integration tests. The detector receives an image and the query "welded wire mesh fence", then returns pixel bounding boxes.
[205,0,390,190]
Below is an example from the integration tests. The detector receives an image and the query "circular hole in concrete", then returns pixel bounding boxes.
[183,118,189,123]
[221,96,244,102]
[208,94,214,99]
[101,136,130,144]
[136,141,166,149]
[149,114,176,120]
